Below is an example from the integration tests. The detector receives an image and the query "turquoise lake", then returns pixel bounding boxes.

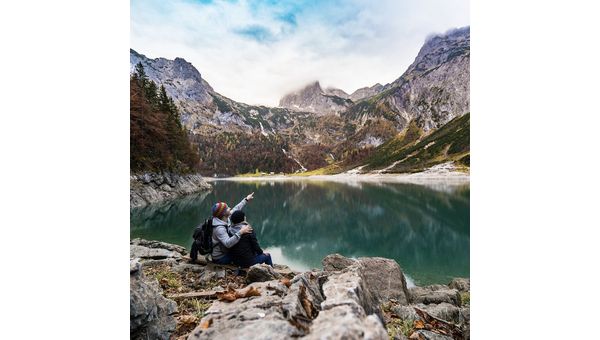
[130,179,469,286]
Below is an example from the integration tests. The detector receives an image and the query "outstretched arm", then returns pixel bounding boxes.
[231,192,255,213]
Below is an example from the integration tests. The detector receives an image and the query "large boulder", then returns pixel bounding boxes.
[448,278,470,292]
[409,285,461,306]
[322,254,410,306]
[417,303,460,324]
[130,173,212,208]
[391,303,460,324]
[131,238,188,255]
[356,257,410,305]
[305,305,386,340]
[311,265,387,339]
[246,264,282,283]
[130,239,187,261]
[188,259,391,340]
[188,273,322,339]
[322,253,357,271]
[130,259,177,340]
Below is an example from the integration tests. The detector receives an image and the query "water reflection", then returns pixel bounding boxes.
[130,180,469,285]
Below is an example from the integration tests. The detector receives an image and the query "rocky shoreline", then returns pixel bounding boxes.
[130,173,212,208]
[130,239,470,340]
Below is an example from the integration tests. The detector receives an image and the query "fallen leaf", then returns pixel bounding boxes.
[239,286,261,298]
[199,318,212,329]
[414,319,425,329]
[280,278,291,288]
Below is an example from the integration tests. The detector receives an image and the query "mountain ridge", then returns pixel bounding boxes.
[129,26,470,175]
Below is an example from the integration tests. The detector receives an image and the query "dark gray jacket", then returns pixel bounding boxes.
[210,198,248,260]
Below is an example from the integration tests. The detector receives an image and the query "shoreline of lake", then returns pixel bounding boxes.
[130,172,212,208]
[207,171,469,184]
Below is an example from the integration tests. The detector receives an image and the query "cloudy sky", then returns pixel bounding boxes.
[131,0,469,106]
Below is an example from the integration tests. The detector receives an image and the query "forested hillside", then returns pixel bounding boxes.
[130,63,200,173]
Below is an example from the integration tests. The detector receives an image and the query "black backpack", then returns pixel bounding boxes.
[190,218,213,262]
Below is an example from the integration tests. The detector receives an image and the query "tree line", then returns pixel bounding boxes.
[130,62,199,173]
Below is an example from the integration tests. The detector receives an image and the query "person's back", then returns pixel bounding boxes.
[229,221,262,268]
[229,211,273,268]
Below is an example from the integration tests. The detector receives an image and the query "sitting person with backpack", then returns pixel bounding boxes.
[211,193,255,264]
[228,210,273,268]
[190,192,255,264]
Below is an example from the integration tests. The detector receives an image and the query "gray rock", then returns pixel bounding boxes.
[320,266,381,317]
[391,305,419,321]
[448,278,470,292]
[130,260,177,340]
[130,245,183,261]
[188,262,389,340]
[246,264,282,283]
[131,238,188,255]
[409,330,453,340]
[188,280,309,339]
[322,253,357,271]
[130,258,142,273]
[172,263,205,274]
[409,285,461,306]
[459,307,470,324]
[314,264,387,339]
[198,265,226,284]
[417,303,460,324]
[130,172,211,208]
[322,254,410,306]
[305,306,387,340]
[273,263,296,277]
[356,257,410,305]
[460,307,470,340]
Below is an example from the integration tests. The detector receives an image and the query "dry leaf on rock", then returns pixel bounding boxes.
[414,319,425,329]
[216,286,261,302]
[280,278,291,287]
[199,318,212,329]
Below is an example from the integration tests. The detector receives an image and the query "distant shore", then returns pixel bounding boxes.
[205,164,470,185]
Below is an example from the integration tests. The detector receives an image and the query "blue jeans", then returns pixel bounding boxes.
[212,253,233,265]
[251,253,273,267]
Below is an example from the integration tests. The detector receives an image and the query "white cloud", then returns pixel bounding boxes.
[131,0,469,106]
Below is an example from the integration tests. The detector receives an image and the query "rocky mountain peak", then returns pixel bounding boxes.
[349,83,385,102]
[397,26,470,83]
[130,49,216,126]
[279,81,353,115]
[324,86,350,99]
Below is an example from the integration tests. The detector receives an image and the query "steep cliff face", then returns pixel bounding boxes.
[344,27,470,132]
[349,83,384,102]
[388,26,470,131]
[130,49,216,127]
[279,81,354,115]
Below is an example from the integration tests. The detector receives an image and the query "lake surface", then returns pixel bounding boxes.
[130,179,469,286]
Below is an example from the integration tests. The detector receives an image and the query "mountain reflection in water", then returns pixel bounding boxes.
[130,179,469,285]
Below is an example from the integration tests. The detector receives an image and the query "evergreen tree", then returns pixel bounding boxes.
[134,62,148,84]
[145,80,159,109]
[158,85,170,112]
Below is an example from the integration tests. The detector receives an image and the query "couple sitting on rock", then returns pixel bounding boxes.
[210,192,273,268]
